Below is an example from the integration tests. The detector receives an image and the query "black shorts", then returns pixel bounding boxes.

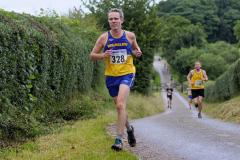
[167,94,172,100]
[191,89,204,99]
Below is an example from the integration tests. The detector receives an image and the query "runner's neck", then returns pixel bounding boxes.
[110,29,124,38]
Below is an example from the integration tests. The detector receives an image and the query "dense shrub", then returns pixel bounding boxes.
[205,59,240,101]
[0,10,101,141]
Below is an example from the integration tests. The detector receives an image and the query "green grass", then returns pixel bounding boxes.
[0,92,164,160]
[151,69,161,91]
[128,92,164,119]
[205,96,240,124]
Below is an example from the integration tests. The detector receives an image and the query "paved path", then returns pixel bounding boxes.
[129,58,240,160]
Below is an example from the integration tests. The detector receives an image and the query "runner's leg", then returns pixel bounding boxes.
[125,114,131,130]
[196,96,203,118]
[170,96,172,109]
[113,97,130,130]
[167,97,170,108]
[115,84,130,138]
[189,99,192,110]
[198,96,203,113]
[193,98,198,107]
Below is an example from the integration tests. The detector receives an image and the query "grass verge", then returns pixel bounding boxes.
[128,92,164,119]
[0,92,164,160]
[205,96,240,124]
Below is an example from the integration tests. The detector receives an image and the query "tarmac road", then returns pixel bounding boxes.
[129,57,240,160]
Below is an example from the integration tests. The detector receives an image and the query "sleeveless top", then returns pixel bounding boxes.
[103,31,135,76]
[191,69,205,89]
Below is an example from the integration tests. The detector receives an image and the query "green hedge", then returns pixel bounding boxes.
[0,10,102,141]
[205,59,240,102]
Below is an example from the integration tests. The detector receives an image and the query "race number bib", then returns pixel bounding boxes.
[194,80,203,87]
[167,91,171,96]
[110,49,127,64]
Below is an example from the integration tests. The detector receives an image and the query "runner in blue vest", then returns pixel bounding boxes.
[90,8,142,151]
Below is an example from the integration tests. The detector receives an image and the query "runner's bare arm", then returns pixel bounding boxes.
[127,32,142,57]
[202,70,208,81]
[90,33,111,60]
[187,70,194,85]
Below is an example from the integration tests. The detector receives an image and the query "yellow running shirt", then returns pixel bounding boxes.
[191,69,205,89]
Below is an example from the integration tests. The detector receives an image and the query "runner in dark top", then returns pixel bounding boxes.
[166,84,173,109]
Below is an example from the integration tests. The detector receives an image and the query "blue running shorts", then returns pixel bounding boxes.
[105,74,135,97]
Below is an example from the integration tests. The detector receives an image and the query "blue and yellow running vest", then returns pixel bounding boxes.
[103,31,135,76]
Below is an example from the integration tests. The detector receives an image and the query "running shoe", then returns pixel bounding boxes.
[127,125,136,147]
[111,138,123,151]
[198,112,202,119]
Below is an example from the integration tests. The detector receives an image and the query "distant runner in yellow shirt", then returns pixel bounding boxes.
[187,61,208,118]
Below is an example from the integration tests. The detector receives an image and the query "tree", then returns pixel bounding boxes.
[157,0,219,41]
[158,16,206,64]
[173,47,203,81]
[215,0,240,43]
[234,20,240,41]
[157,0,240,43]
[206,41,240,64]
[199,53,227,79]
[173,41,239,81]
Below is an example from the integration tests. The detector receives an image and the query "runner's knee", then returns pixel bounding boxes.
[193,99,198,104]
[116,99,125,111]
[198,97,203,103]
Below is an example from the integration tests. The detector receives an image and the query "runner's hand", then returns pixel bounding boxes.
[189,81,194,86]
[133,49,142,57]
[102,50,112,59]
[201,78,207,82]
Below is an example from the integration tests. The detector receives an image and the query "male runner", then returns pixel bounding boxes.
[187,61,208,118]
[166,83,173,109]
[90,8,142,151]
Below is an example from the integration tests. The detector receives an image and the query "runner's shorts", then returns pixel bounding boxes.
[105,73,135,97]
[191,89,204,99]
[167,95,172,100]
[188,95,192,100]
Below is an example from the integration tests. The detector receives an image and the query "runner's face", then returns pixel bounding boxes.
[108,12,123,30]
[195,63,201,70]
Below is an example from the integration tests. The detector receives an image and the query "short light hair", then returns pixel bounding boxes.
[108,8,124,20]
[195,61,201,65]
